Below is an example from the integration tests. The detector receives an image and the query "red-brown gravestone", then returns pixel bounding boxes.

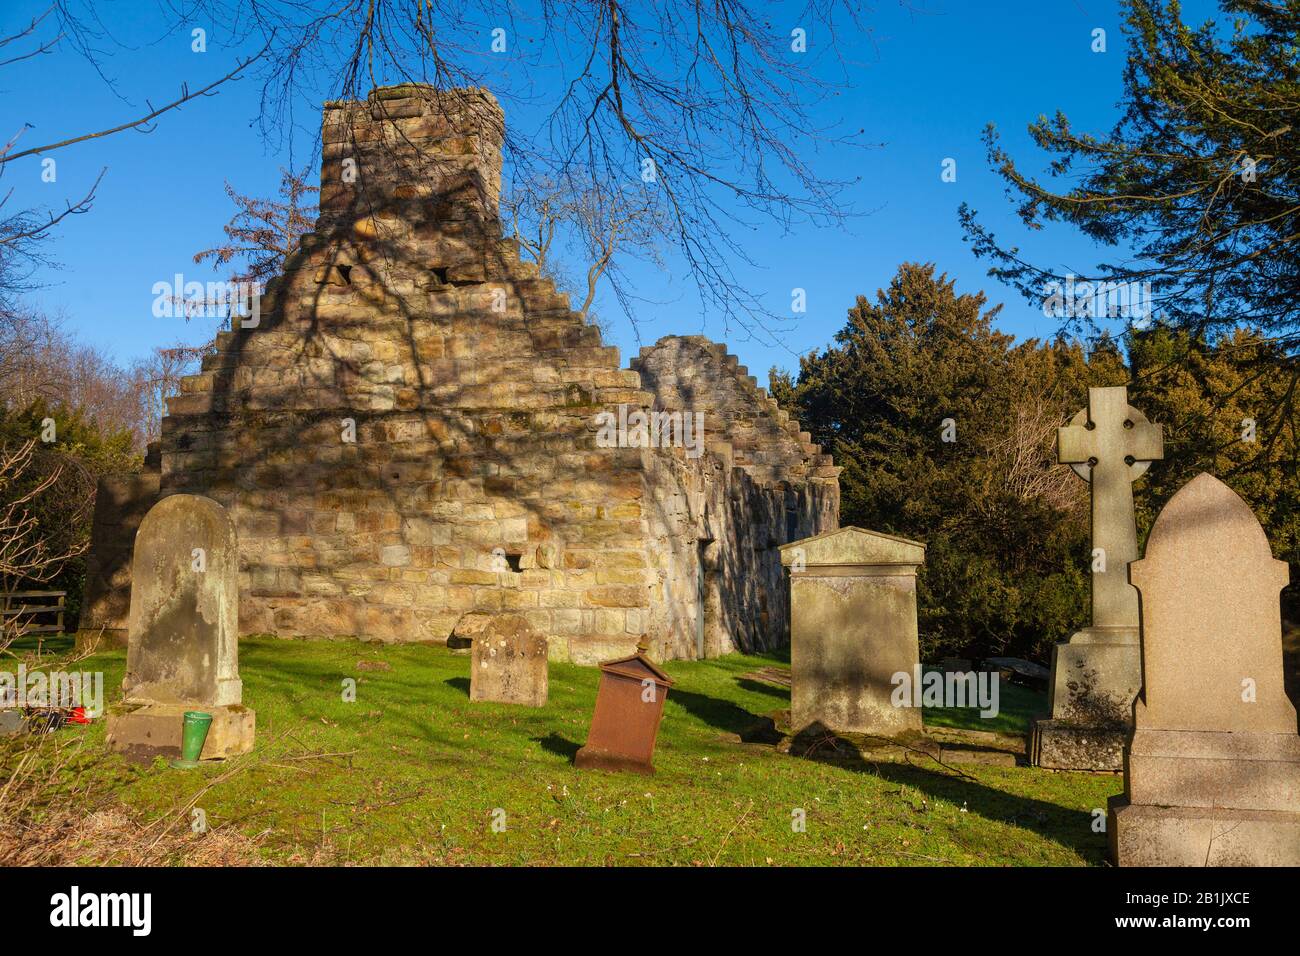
[575,640,673,775]
[1108,473,1300,865]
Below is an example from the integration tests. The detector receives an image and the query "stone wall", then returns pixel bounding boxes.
[81,84,839,662]
[78,444,161,645]
[634,337,839,657]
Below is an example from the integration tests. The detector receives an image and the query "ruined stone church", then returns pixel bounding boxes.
[82,85,839,663]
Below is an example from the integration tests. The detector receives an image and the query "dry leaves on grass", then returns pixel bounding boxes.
[0,806,268,866]
[0,731,268,866]
[0,729,351,866]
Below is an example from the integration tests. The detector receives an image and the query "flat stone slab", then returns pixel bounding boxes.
[929,727,1025,766]
[739,667,792,689]
[938,745,1018,768]
[0,709,23,736]
[982,657,1050,684]
[782,720,1024,767]
[1109,798,1300,866]
[106,703,254,761]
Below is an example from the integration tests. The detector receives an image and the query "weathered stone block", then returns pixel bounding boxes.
[123,495,242,708]
[106,703,254,760]
[107,494,255,761]
[469,614,548,707]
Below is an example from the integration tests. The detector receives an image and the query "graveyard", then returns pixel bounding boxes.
[7,635,1123,866]
[1,1,1299,914]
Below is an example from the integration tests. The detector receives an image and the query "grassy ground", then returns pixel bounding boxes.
[4,637,1124,866]
[914,667,1043,735]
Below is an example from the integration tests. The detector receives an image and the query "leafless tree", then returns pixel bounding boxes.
[0,438,93,665]
[0,3,267,308]
[194,167,319,287]
[981,395,1086,520]
[0,309,58,408]
[3,2,874,347]
[0,306,146,450]
[0,439,87,592]
[503,172,668,334]
[165,0,870,346]
[130,345,210,447]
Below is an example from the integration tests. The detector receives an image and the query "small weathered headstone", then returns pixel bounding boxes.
[1109,473,1300,865]
[779,526,926,737]
[105,494,254,760]
[0,708,22,736]
[469,614,548,707]
[1032,385,1163,770]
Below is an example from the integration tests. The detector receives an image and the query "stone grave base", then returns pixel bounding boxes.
[1108,798,1300,866]
[1047,636,1141,708]
[779,715,1024,767]
[574,746,655,776]
[1047,634,1138,705]
[106,703,255,761]
[1030,718,1127,771]
[1126,728,1300,810]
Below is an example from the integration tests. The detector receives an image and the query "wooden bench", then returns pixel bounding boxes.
[2,590,67,636]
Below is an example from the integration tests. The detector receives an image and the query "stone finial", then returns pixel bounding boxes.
[1130,472,1294,734]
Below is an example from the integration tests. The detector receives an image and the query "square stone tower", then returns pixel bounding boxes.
[318,84,504,256]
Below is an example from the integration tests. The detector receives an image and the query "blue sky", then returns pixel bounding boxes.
[3,0,1220,380]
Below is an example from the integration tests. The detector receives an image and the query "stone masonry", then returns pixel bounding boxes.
[78,444,161,646]
[80,84,839,663]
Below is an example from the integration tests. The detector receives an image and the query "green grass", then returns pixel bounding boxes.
[9,638,1122,865]
[918,667,1046,735]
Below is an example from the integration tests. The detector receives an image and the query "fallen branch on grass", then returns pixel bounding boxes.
[710,799,755,866]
